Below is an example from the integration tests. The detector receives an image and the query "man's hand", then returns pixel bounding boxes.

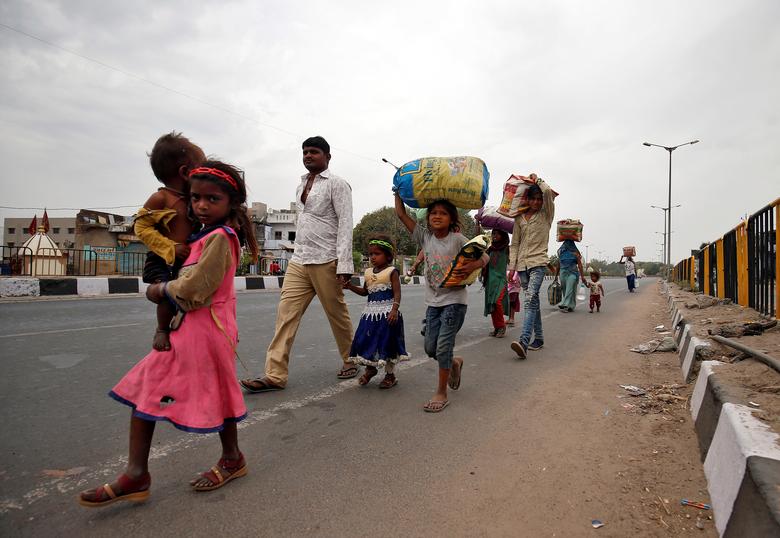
[337,274,352,286]
[174,243,190,261]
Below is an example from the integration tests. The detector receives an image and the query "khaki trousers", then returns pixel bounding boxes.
[264,261,353,386]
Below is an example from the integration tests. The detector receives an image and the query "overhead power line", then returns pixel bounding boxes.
[0,22,378,164]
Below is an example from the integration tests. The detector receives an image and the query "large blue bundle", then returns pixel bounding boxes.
[393,156,489,209]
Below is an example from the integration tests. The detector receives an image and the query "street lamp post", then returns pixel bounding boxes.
[643,140,699,267]
[651,204,681,266]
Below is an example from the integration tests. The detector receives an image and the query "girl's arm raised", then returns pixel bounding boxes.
[394,193,416,233]
[388,268,401,324]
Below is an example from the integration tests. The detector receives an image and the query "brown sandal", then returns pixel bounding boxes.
[358,366,378,386]
[78,472,151,507]
[378,373,397,389]
[191,453,247,492]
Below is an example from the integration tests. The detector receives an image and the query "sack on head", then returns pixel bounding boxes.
[393,156,489,209]
[557,219,583,242]
[475,206,514,234]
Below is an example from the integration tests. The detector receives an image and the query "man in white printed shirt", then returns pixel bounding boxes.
[241,136,357,391]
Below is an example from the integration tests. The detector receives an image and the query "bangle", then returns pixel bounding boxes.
[392,301,400,306]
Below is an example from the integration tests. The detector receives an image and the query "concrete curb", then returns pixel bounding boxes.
[663,284,780,537]
[0,275,428,298]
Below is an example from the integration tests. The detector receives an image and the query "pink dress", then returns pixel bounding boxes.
[110,226,247,433]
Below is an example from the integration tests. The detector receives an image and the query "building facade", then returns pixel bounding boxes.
[3,217,76,248]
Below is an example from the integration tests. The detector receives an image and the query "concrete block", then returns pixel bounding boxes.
[681,337,709,382]
[39,278,77,295]
[137,278,149,295]
[77,278,109,296]
[233,276,247,292]
[704,403,780,537]
[107,277,140,294]
[0,277,40,297]
[245,277,264,290]
[262,276,279,289]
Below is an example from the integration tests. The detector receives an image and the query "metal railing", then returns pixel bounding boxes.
[0,246,33,276]
[671,198,778,318]
[747,202,776,317]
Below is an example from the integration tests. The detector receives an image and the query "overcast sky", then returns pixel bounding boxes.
[1,0,777,263]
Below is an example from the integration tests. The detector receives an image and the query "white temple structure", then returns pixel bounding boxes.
[21,225,66,276]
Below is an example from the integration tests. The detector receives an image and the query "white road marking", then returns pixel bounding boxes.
[0,323,143,339]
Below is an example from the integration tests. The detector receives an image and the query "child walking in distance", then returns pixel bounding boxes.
[343,234,408,389]
[135,132,205,351]
[79,161,258,507]
[588,270,605,313]
[394,192,488,412]
[482,229,510,337]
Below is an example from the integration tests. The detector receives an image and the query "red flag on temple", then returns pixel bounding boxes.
[28,215,37,235]
[42,209,50,233]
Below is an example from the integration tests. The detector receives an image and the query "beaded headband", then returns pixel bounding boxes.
[189,167,238,191]
[369,239,395,252]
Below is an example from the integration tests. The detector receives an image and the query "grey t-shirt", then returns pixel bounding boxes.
[412,226,468,307]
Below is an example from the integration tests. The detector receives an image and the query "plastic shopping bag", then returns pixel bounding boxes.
[440,234,490,288]
[393,156,489,209]
[576,283,587,302]
[547,277,562,305]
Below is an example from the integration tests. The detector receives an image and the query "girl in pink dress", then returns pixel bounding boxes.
[79,161,258,507]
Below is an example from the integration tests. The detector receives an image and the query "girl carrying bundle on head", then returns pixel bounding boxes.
[393,192,488,413]
[78,161,258,508]
[482,229,510,337]
[343,234,408,389]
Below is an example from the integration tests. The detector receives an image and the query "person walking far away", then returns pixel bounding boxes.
[508,177,556,359]
[343,234,408,389]
[482,229,510,337]
[79,161,258,507]
[241,136,357,393]
[556,239,587,312]
[619,254,637,292]
[134,132,205,351]
[587,269,605,313]
[394,192,488,412]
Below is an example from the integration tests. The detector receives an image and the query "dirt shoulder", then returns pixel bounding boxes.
[667,284,780,438]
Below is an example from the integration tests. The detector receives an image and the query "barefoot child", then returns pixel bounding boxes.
[79,161,258,507]
[482,229,510,338]
[343,234,408,389]
[588,270,605,313]
[135,132,205,351]
[393,192,488,412]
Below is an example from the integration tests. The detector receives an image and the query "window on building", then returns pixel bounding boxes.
[274,231,282,240]
[67,228,75,234]
[53,227,60,234]
[8,227,15,234]
[288,231,296,241]
[7,242,14,247]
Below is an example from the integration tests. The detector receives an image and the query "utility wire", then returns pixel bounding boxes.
[0,21,379,164]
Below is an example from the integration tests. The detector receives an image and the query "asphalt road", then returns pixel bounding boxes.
[0,276,644,536]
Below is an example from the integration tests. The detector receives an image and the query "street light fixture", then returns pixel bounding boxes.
[651,204,681,266]
[643,140,699,266]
